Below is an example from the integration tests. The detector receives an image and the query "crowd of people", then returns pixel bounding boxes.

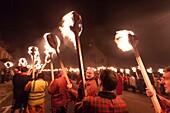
[1,65,170,113]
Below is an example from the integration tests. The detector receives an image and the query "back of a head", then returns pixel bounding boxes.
[21,67,28,72]
[100,69,118,91]
[37,73,44,79]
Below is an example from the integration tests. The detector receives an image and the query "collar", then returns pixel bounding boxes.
[98,91,116,99]
[86,77,95,81]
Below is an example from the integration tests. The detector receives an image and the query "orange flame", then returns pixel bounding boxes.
[34,55,41,69]
[158,68,163,74]
[18,58,28,67]
[120,68,124,73]
[59,11,82,49]
[115,30,134,52]
[28,46,39,60]
[131,67,137,72]
[147,67,152,73]
[43,33,60,53]
[44,54,51,63]
[125,69,130,74]
[4,61,14,68]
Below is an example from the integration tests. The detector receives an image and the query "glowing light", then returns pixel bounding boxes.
[131,67,137,72]
[28,46,39,61]
[43,33,60,53]
[115,30,134,52]
[147,67,152,73]
[4,61,14,68]
[59,11,83,49]
[158,68,163,74]
[18,58,28,67]
[125,69,130,74]
[120,68,124,73]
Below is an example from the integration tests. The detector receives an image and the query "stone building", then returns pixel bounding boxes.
[0,47,12,68]
[84,40,107,67]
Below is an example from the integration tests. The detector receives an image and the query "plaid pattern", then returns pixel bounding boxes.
[48,77,71,112]
[76,91,128,113]
[86,79,98,96]
[76,79,98,102]
[158,95,170,113]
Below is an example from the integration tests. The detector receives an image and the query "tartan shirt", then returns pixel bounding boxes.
[76,91,128,113]
[74,78,99,102]
[85,79,99,96]
[48,77,72,111]
[157,95,170,113]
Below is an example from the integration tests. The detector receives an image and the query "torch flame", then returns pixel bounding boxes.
[158,68,163,74]
[125,69,130,74]
[131,67,137,72]
[120,68,124,73]
[115,30,134,52]
[147,67,152,73]
[28,46,39,60]
[44,54,51,63]
[34,55,41,68]
[18,58,28,67]
[44,33,60,53]
[4,61,14,68]
[59,11,83,49]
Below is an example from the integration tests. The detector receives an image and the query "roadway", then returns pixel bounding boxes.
[0,74,155,113]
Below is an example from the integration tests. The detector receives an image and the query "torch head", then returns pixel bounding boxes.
[7,62,10,68]
[46,33,58,50]
[30,47,36,56]
[114,30,138,52]
[128,34,138,47]
[70,11,83,37]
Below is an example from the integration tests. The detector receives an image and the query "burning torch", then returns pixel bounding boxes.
[39,53,51,73]
[4,61,14,69]
[59,11,86,97]
[28,46,39,79]
[18,58,28,67]
[44,33,56,81]
[131,67,139,79]
[114,30,161,113]
[44,33,71,85]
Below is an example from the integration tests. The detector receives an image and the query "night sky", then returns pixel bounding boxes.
[1,0,170,68]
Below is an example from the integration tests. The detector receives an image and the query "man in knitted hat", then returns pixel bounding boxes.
[75,69,128,113]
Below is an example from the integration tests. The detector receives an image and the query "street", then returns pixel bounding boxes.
[0,74,155,113]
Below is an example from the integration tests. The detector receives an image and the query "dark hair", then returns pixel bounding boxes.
[100,69,118,91]
[163,66,170,72]
[21,67,28,72]
[37,73,44,79]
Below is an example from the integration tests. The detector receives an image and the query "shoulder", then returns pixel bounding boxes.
[113,97,127,104]
[83,96,100,104]
[111,97,128,109]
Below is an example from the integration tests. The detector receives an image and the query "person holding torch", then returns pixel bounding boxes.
[48,70,73,113]
[67,67,99,102]
[75,69,128,113]
[146,66,170,113]
[114,30,161,113]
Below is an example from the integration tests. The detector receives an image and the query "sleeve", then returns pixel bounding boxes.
[76,97,89,113]
[157,95,170,112]
[75,102,83,113]
[86,80,98,96]
[69,88,78,98]
[48,80,59,94]
[24,81,32,91]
